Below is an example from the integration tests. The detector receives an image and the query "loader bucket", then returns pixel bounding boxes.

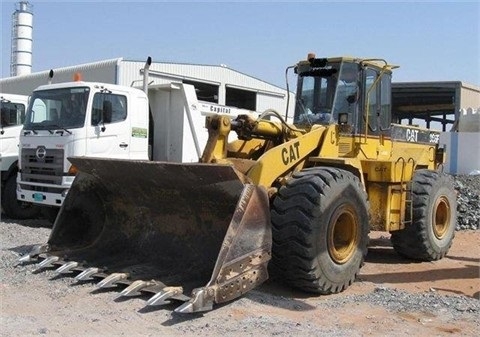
[36,157,272,313]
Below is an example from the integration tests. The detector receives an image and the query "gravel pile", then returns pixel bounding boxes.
[453,174,480,230]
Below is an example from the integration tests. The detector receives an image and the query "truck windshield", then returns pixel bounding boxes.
[294,61,360,126]
[24,87,90,130]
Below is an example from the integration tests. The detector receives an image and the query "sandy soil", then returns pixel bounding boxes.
[359,231,479,298]
[0,221,479,337]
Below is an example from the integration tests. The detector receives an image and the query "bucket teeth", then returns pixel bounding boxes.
[146,286,183,306]
[16,254,35,265]
[54,261,79,275]
[16,244,48,265]
[114,280,156,299]
[174,288,213,313]
[32,256,60,272]
[96,273,129,289]
[175,301,195,314]
[75,267,100,281]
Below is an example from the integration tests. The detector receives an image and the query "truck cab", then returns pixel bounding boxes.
[16,77,262,220]
[17,81,149,208]
[1,93,27,176]
[1,93,41,219]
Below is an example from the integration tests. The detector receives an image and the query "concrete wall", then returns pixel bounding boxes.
[440,106,480,174]
[458,107,480,132]
[440,131,480,175]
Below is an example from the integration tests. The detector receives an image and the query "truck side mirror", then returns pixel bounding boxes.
[92,109,101,125]
[102,101,112,124]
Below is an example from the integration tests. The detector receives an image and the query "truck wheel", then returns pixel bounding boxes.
[2,175,41,220]
[271,167,369,294]
[390,170,456,261]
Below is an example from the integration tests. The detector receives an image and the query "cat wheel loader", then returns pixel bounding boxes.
[18,54,457,313]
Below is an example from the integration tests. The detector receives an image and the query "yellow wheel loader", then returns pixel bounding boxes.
[19,54,457,313]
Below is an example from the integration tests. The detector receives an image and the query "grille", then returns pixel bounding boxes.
[20,148,64,185]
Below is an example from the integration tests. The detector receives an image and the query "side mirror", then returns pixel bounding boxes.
[92,109,101,125]
[102,101,113,124]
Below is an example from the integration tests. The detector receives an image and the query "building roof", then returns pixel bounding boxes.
[392,81,480,131]
[0,57,287,96]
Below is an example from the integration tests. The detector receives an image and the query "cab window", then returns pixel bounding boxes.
[1,101,26,127]
[379,73,392,130]
[365,68,378,132]
[91,93,127,125]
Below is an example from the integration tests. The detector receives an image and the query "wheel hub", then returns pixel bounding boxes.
[433,196,451,239]
[328,205,358,264]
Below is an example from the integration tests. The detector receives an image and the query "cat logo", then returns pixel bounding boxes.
[281,141,300,165]
[406,128,419,142]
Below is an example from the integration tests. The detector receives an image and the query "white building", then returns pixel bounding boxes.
[0,58,295,116]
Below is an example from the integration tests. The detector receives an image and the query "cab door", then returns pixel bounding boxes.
[86,91,131,159]
[362,68,392,136]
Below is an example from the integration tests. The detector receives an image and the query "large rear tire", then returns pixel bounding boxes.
[270,167,369,294]
[390,170,456,261]
[2,175,41,220]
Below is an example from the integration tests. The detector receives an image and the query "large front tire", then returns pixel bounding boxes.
[2,175,41,220]
[390,170,456,261]
[270,167,369,294]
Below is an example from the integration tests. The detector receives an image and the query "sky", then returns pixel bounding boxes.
[1,0,479,89]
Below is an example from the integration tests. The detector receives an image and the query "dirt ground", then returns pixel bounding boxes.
[358,231,479,299]
[1,218,478,337]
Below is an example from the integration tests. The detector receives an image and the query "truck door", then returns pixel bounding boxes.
[1,98,26,166]
[86,92,131,159]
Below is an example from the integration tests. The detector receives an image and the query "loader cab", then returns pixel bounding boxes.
[294,56,394,136]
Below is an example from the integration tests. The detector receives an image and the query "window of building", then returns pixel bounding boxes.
[183,80,219,103]
[226,87,256,110]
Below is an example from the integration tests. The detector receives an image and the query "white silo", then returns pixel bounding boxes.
[10,1,33,77]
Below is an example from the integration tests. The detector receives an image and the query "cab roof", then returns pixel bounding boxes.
[33,81,146,95]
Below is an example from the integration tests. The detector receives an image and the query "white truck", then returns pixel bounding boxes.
[16,59,259,220]
[1,93,40,219]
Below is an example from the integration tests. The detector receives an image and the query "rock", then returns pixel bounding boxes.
[453,174,480,230]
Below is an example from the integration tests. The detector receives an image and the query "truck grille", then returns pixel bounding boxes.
[20,148,64,185]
